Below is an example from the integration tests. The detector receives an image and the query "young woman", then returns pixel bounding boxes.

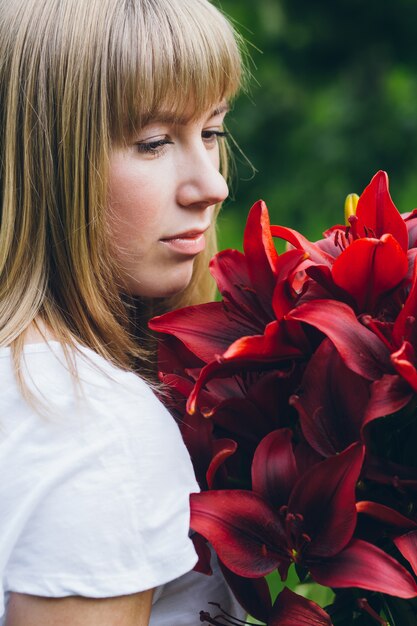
[0,0,245,624]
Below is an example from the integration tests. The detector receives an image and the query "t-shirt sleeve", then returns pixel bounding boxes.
[3,358,199,599]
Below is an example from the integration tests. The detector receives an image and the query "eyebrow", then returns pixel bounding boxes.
[211,103,230,117]
[149,103,230,126]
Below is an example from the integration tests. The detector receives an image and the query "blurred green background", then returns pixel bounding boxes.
[215,0,417,251]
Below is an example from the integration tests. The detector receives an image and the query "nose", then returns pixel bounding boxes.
[176,148,229,210]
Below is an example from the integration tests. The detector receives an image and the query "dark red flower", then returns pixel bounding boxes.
[150,170,417,624]
[272,171,410,316]
[190,440,417,597]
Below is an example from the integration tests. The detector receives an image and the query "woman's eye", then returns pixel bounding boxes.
[135,139,174,156]
[202,130,229,145]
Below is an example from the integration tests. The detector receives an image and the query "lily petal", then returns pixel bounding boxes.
[190,490,288,577]
[393,257,417,347]
[271,225,334,267]
[222,320,304,362]
[356,501,417,531]
[394,529,417,578]
[209,249,251,298]
[275,248,309,283]
[292,339,369,457]
[309,538,417,598]
[218,560,272,624]
[287,300,391,380]
[289,443,364,557]
[332,235,408,312]
[305,265,357,307]
[186,360,241,415]
[405,209,417,247]
[251,429,298,507]
[364,374,413,427]
[210,249,274,324]
[206,439,238,489]
[192,533,213,575]
[178,409,214,489]
[269,587,333,626]
[355,171,409,252]
[149,302,238,363]
[243,200,279,302]
[391,341,417,392]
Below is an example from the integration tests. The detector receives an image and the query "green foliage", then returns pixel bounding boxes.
[216,0,417,249]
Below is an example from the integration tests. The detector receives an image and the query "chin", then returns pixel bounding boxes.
[129,266,194,298]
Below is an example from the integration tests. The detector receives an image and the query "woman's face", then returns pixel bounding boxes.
[107,103,229,297]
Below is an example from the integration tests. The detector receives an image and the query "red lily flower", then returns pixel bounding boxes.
[271,171,410,316]
[190,439,417,597]
[150,170,417,624]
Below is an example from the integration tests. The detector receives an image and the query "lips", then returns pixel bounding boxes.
[160,228,208,241]
[160,228,208,255]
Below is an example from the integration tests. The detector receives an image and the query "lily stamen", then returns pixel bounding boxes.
[348,214,360,239]
[200,603,255,626]
[281,510,312,562]
[334,228,351,253]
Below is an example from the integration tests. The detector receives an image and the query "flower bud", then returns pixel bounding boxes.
[344,193,359,225]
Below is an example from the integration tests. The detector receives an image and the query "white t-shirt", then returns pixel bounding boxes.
[0,341,243,624]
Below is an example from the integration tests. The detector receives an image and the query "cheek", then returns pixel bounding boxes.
[107,164,159,250]
[212,138,223,169]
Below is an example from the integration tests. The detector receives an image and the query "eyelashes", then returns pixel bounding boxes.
[202,130,229,142]
[135,130,230,156]
[135,139,174,155]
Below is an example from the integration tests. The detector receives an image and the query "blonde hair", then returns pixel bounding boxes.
[0,0,243,378]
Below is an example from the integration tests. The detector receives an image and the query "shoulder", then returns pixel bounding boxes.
[0,339,165,426]
[0,340,200,516]
[18,339,156,405]
[0,339,193,475]
[0,340,199,605]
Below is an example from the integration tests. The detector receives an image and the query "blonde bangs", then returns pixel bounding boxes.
[108,0,243,141]
[0,0,244,387]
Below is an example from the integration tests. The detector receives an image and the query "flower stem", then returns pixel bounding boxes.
[381,596,417,626]
[357,598,388,625]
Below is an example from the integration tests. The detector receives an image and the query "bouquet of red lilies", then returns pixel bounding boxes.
[149,171,417,626]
